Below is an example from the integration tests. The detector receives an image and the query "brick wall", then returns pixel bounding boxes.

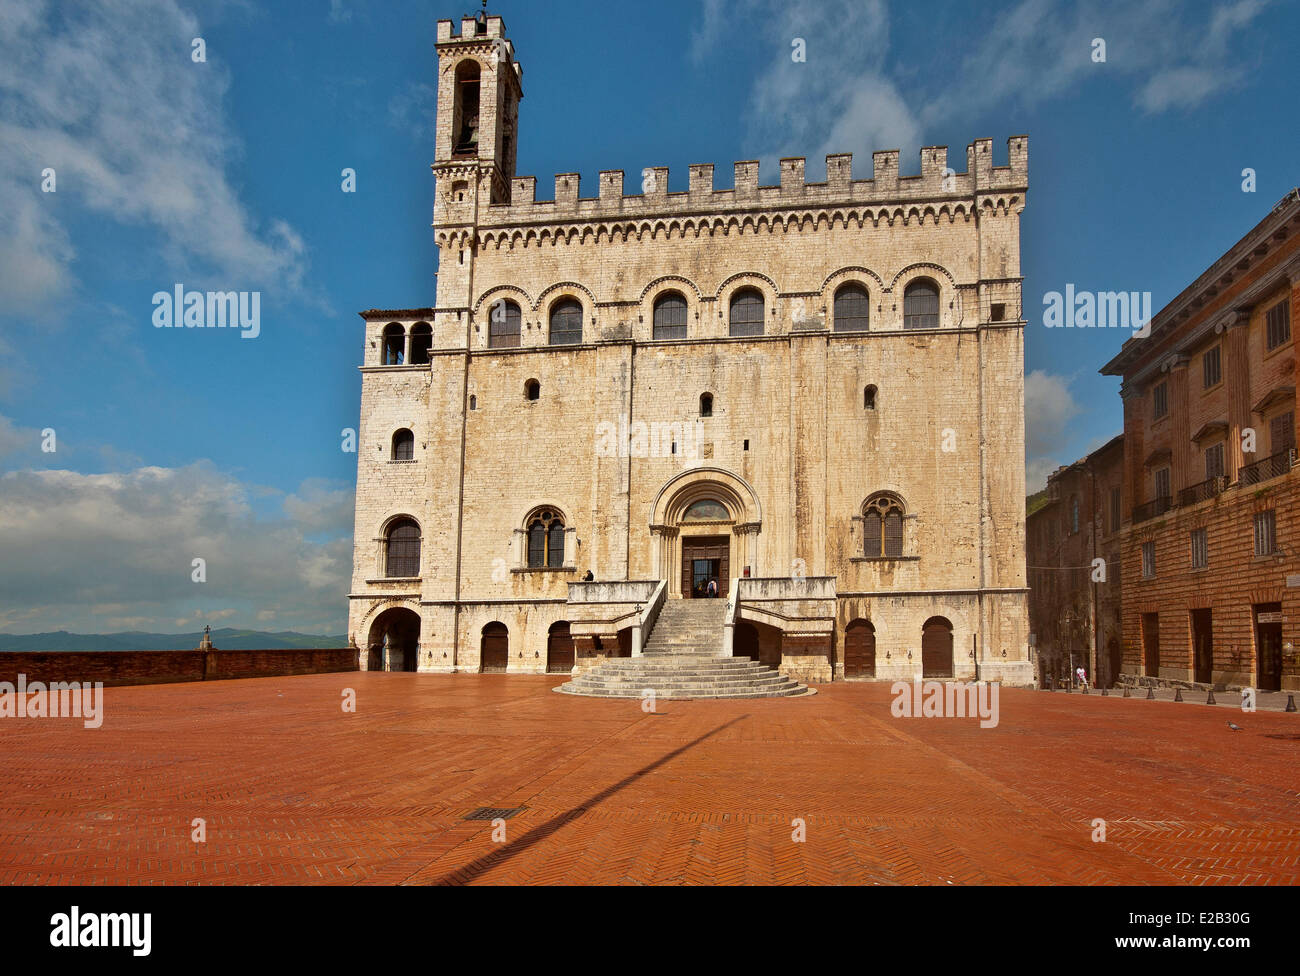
[0,648,358,688]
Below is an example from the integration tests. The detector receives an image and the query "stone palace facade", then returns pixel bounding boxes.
[346,11,1034,686]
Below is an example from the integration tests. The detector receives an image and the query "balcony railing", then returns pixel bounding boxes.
[1178,475,1227,507]
[1238,449,1296,487]
[1132,495,1172,525]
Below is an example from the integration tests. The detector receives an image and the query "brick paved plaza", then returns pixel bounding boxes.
[1,674,1297,885]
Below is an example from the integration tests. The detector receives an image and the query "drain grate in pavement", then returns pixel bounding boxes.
[463,806,526,821]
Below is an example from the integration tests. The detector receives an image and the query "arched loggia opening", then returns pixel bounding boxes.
[367,607,421,672]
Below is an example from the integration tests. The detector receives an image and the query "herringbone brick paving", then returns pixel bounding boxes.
[0,674,1296,885]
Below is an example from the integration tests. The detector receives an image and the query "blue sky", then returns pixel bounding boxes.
[0,0,1295,635]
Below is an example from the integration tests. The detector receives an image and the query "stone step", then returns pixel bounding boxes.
[556,680,816,696]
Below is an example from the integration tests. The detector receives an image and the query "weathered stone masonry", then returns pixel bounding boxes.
[347,13,1034,686]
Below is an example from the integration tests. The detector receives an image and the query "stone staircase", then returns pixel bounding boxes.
[556,598,813,699]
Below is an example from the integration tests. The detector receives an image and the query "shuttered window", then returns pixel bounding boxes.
[392,428,414,460]
[1190,528,1208,569]
[1271,411,1295,454]
[1266,300,1291,351]
[863,495,905,557]
[385,519,421,577]
[1153,381,1168,419]
[489,300,521,348]
[653,293,688,340]
[1254,510,1276,556]
[527,510,565,568]
[549,299,583,345]
[833,284,869,332]
[1203,345,1221,388]
[729,289,764,336]
[1205,442,1224,480]
[903,280,939,330]
[1154,467,1171,500]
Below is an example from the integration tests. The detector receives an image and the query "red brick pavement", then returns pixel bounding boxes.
[0,674,1296,885]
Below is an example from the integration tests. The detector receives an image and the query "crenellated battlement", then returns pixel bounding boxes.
[477,138,1027,228]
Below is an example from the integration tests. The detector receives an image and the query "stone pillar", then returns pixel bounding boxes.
[1167,355,1191,491]
[1217,309,1251,478]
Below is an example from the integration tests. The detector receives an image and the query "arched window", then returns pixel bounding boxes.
[699,392,713,417]
[834,283,870,332]
[903,279,940,330]
[729,288,764,337]
[527,509,566,568]
[385,517,421,577]
[653,292,688,340]
[524,378,540,401]
[489,299,521,348]
[863,494,905,558]
[549,298,583,345]
[409,322,432,364]
[453,60,481,156]
[864,385,877,410]
[391,428,414,460]
[381,323,404,365]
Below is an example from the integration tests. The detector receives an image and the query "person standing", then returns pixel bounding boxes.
[706,577,718,598]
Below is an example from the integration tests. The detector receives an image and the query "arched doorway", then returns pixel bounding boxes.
[367,607,421,672]
[921,617,953,678]
[480,622,509,673]
[735,621,760,660]
[650,468,762,598]
[844,619,876,679]
[547,621,575,673]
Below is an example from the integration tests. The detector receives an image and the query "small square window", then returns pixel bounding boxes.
[990,302,1006,322]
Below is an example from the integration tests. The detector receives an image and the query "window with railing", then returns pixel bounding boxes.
[1205,442,1224,480]
[1141,541,1155,579]
[1154,467,1171,501]
[1190,528,1208,569]
[1239,449,1294,486]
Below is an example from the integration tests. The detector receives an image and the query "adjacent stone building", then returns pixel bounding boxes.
[1101,189,1300,692]
[347,11,1034,686]
[1026,435,1124,688]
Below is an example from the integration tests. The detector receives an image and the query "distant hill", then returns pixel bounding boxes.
[0,628,350,652]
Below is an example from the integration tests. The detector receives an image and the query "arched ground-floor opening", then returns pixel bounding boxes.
[921,616,954,678]
[481,622,509,673]
[734,618,782,668]
[367,607,421,672]
[843,619,876,679]
[547,620,575,673]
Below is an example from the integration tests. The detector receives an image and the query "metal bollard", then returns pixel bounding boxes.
[1174,688,1184,702]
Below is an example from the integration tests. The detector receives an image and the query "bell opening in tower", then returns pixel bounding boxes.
[454,60,481,156]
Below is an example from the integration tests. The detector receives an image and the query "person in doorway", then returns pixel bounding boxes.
[706,577,718,598]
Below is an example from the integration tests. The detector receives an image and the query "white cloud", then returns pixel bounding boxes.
[328,0,352,25]
[0,0,309,310]
[1024,370,1083,491]
[714,0,1269,169]
[0,462,350,634]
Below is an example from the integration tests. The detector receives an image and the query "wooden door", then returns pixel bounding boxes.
[480,623,509,673]
[921,618,953,678]
[843,620,876,678]
[681,536,729,598]
[547,621,575,673]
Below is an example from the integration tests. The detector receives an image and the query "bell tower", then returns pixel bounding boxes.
[433,7,523,309]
